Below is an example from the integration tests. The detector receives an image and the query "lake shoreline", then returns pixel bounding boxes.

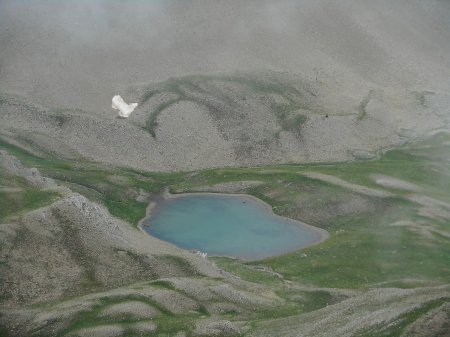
[138,187,329,260]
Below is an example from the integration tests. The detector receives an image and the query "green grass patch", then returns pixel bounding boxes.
[2,130,450,295]
[55,294,176,336]
[295,290,334,312]
[0,138,188,227]
[261,208,450,288]
[103,198,147,227]
[212,257,282,285]
[150,280,176,290]
[273,105,307,132]
[0,184,59,222]
[197,304,209,316]
[55,292,201,336]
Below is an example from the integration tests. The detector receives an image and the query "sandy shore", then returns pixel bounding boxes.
[137,188,329,259]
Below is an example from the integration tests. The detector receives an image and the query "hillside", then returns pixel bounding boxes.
[1,1,450,336]
[1,133,450,336]
[1,71,448,171]
[1,0,450,171]
[1,0,450,114]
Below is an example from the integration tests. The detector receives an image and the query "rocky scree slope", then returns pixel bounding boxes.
[1,72,449,172]
[0,150,223,307]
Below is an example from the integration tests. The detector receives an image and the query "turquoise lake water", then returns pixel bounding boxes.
[143,194,323,260]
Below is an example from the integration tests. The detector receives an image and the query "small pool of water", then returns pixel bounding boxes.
[142,194,325,260]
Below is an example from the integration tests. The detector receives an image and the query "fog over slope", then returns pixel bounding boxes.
[1,0,449,113]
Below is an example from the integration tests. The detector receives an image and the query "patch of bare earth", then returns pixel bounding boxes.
[301,172,393,197]
[371,174,422,191]
[99,301,160,319]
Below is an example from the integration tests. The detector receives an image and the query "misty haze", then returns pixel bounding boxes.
[0,1,449,336]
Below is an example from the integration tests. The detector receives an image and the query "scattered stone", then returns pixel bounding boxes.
[400,303,450,337]
[129,321,157,335]
[99,301,160,320]
[66,325,124,337]
[0,150,57,188]
[193,320,240,336]
[350,149,376,160]
[149,289,199,314]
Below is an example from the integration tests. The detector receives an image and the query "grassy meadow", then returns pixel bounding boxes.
[1,132,449,336]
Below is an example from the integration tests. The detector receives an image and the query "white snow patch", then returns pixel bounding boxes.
[112,95,138,118]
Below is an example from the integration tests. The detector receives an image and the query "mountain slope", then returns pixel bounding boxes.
[1,0,450,114]
[1,71,448,172]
